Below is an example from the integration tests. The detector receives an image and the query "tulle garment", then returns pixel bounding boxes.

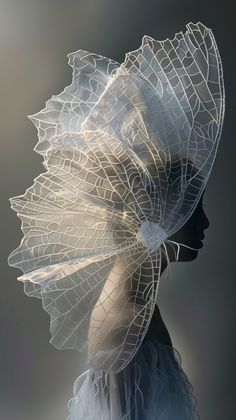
[67,334,199,420]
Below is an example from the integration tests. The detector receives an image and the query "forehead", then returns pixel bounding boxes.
[197,189,205,205]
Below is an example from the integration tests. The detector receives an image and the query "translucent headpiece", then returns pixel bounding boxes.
[8,22,224,374]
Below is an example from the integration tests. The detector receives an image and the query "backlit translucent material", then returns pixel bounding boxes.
[9,22,224,419]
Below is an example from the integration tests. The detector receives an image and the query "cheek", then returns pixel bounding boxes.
[169,228,189,243]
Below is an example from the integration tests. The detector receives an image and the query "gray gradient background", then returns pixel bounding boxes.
[1,0,235,419]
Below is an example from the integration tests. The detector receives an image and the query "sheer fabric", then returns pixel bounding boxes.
[8,22,224,419]
[68,342,199,420]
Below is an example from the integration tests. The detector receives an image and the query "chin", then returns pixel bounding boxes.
[164,241,202,263]
[178,248,199,262]
[184,251,199,261]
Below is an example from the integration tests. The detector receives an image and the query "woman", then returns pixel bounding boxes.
[8,22,224,419]
[69,174,208,419]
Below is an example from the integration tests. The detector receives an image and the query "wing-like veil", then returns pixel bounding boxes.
[8,22,224,419]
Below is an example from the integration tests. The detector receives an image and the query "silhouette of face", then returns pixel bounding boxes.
[164,191,210,263]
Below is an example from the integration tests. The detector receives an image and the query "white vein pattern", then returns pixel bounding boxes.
[9,22,224,419]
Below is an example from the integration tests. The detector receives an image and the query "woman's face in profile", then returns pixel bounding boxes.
[165,191,210,262]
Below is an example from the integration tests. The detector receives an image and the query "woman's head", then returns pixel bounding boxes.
[142,151,209,261]
[163,190,210,263]
[83,141,210,264]
[140,150,210,265]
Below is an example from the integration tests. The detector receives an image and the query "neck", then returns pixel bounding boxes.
[160,247,170,277]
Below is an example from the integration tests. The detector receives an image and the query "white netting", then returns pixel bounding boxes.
[9,22,224,375]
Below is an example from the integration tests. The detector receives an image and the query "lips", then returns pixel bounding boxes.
[189,235,204,244]
[189,239,203,248]
[193,234,205,241]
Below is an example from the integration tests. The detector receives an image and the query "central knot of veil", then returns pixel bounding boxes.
[8,22,224,374]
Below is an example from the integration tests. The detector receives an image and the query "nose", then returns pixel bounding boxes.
[194,207,210,235]
[200,209,210,232]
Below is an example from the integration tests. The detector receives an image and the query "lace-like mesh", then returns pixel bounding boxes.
[8,21,224,419]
